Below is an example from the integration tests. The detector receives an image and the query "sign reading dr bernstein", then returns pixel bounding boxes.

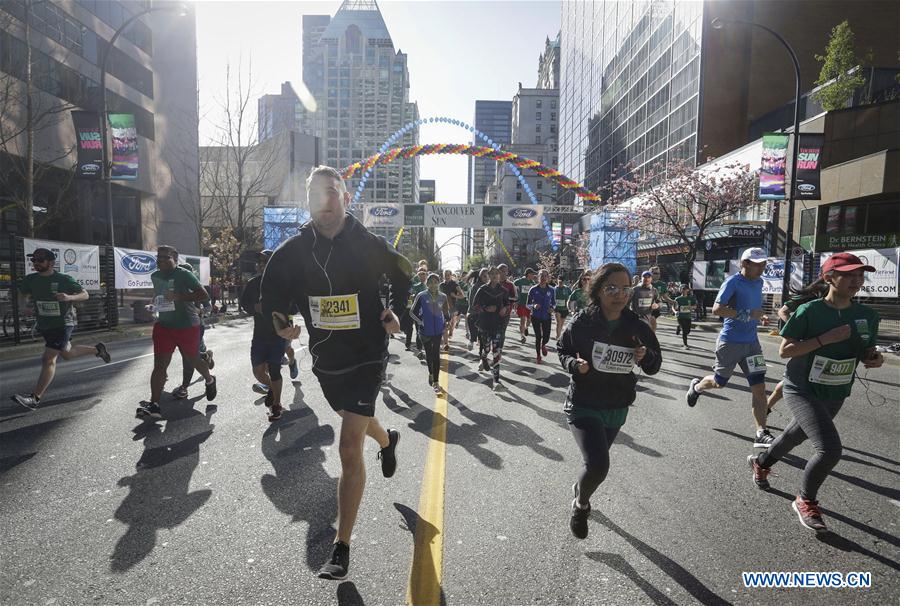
[819,232,900,252]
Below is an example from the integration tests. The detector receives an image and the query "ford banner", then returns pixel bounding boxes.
[363,204,403,228]
[114,247,157,289]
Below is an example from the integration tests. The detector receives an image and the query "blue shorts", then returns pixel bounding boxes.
[41,326,75,351]
[251,336,288,367]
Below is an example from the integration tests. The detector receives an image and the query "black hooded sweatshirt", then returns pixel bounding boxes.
[260,213,412,376]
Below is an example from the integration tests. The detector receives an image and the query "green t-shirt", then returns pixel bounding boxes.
[151,267,203,329]
[514,278,535,306]
[409,279,427,308]
[568,288,588,312]
[455,281,469,311]
[781,299,879,400]
[675,295,696,318]
[555,286,572,311]
[20,271,83,330]
[652,280,669,300]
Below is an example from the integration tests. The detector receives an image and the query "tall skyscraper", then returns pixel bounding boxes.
[258,82,303,142]
[466,100,511,257]
[537,33,561,90]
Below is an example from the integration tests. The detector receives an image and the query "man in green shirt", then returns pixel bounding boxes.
[674,284,697,349]
[136,245,216,420]
[514,268,537,343]
[10,248,110,410]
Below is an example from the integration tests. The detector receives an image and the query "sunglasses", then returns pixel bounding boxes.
[602,285,634,296]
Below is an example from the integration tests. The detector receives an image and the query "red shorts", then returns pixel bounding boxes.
[153,324,202,357]
[516,304,531,319]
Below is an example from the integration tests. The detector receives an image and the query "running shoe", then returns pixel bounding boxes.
[289,359,299,380]
[433,384,442,394]
[747,454,771,490]
[136,401,162,420]
[686,378,701,408]
[405,344,412,351]
[206,350,215,370]
[205,376,217,401]
[792,496,827,532]
[569,483,590,539]
[252,383,270,395]
[318,541,350,580]
[682,345,691,351]
[172,386,189,400]
[265,388,274,408]
[377,429,400,478]
[11,393,39,410]
[478,360,487,372]
[95,342,111,363]
[520,335,527,344]
[492,380,506,392]
[753,429,776,449]
[267,402,283,422]
[281,355,289,365]
[536,355,542,365]
[541,345,548,357]
[443,344,450,352]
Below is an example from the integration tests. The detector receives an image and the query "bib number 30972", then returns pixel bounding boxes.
[591,342,635,374]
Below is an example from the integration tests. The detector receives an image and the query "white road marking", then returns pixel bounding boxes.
[75,353,153,373]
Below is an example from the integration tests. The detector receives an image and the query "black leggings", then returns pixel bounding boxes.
[758,387,844,501]
[423,335,441,384]
[677,316,691,346]
[531,317,552,355]
[569,416,621,505]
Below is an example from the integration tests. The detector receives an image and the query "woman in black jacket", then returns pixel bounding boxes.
[557,262,662,539]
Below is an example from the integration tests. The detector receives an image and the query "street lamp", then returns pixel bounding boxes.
[711,17,801,300]
[99,3,189,248]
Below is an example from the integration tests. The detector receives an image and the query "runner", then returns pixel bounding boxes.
[673,284,696,350]
[439,269,464,351]
[497,264,517,349]
[568,271,591,315]
[468,268,489,361]
[554,278,572,339]
[526,269,556,363]
[514,268,536,343]
[630,271,661,331]
[239,249,289,422]
[260,166,409,580]
[747,253,882,532]
[558,263,662,539]
[10,248,110,409]
[472,266,509,390]
[410,267,428,357]
[454,271,471,345]
[650,266,674,323]
[137,245,216,420]
[685,248,774,448]
[173,262,214,400]
[410,273,450,393]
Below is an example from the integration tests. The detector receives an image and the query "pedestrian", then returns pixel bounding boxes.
[172,262,215,401]
[685,247,774,448]
[747,253,882,532]
[514,268,537,343]
[10,248,111,409]
[630,270,661,331]
[136,245,216,420]
[558,263,661,539]
[472,266,509,391]
[526,269,556,363]
[554,278,572,339]
[673,284,696,349]
[439,269,464,351]
[260,165,408,580]
[411,273,450,393]
[650,266,674,317]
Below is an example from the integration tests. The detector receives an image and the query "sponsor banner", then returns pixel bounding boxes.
[183,255,211,286]
[71,111,103,179]
[760,257,804,295]
[363,203,403,229]
[114,247,157,289]
[24,238,101,290]
[819,232,900,252]
[795,133,824,200]
[759,133,789,200]
[505,205,544,229]
[358,203,574,228]
[109,113,138,180]
[426,204,483,228]
[820,248,899,298]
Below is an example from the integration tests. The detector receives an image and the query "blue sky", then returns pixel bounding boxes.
[195,0,562,269]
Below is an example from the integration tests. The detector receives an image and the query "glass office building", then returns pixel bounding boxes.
[466,100,511,256]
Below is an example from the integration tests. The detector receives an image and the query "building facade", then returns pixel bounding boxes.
[466,100,511,259]
[258,82,307,142]
[537,32,560,90]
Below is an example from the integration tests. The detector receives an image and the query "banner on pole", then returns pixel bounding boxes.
[820,248,899,298]
[71,111,103,179]
[795,133,824,200]
[759,133,789,200]
[114,247,156,289]
[109,113,138,180]
[360,204,560,229]
[760,257,804,294]
[24,238,101,290]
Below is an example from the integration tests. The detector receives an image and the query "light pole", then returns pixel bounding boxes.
[99,4,188,248]
[712,17,801,300]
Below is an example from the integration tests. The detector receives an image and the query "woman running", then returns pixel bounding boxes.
[558,263,662,539]
[527,269,556,364]
[467,268,489,357]
[747,253,883,532]
[673,284,696,350]
[410,273,450,393]
[568,271,591,315]
[554,278,572,339]
[472,267,509,391]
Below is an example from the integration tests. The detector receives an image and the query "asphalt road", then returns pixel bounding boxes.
[1,317,898,605]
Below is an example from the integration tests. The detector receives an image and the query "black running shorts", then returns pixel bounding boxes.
[317,361,386,417]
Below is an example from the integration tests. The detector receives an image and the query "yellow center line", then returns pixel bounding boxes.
[406,350,449,606]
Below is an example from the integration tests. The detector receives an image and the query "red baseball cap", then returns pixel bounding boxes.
[821,252,875,275]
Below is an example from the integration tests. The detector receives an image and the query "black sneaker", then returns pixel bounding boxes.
[267,402,283,422]
[95,342,111,363]
[205,376,217,401]
[377,429,400,478]
[569,483,590,539]
[318,541,350,580]
[289,359,299,380]
[754,429,776,449]
[11,393,39,410]
[686,378,701,408]
[136,401,162,420]
[264,388,274,408]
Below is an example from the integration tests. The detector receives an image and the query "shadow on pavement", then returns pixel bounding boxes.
[260,388,339,572]
[616,431,665,458]
[590,512,733,606]
[394,503,447,606]
[337,581,366,605]
[110,407,215,572]
[586,551,678,606]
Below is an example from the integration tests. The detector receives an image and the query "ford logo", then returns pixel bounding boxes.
[80,163,100,174]
[370,206,398,217]
[508,208,537,219]
[121,253,156,274]
[798,184,815,192]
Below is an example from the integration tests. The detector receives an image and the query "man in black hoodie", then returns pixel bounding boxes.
[261,166,412,580]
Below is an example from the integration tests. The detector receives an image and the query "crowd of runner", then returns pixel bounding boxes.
[9,166,886,580]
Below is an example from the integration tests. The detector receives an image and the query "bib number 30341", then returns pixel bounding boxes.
[808,355,855,386]
[591,342,635,374]
[309,294,361,330]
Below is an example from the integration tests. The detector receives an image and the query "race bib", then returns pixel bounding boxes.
[855,319,870,339]
[808,355,855,386]
[520,285,530,294]
[309,294,360,330]
[638,297,653,308]
[36,300,61,316]
[680,305,694,313]
[745,354,767,374]
[591,342,635,374]
[154,295,175,313]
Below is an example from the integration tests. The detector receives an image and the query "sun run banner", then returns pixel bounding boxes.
[71,111,103,179]
[820,248,899,298]
[24,238,101,290]
[109,113,138,180]
[759,133,789,200]
[795,133,824,200]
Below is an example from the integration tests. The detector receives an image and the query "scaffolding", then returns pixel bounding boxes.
[263,206,310,251]
[587,210,637,276]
